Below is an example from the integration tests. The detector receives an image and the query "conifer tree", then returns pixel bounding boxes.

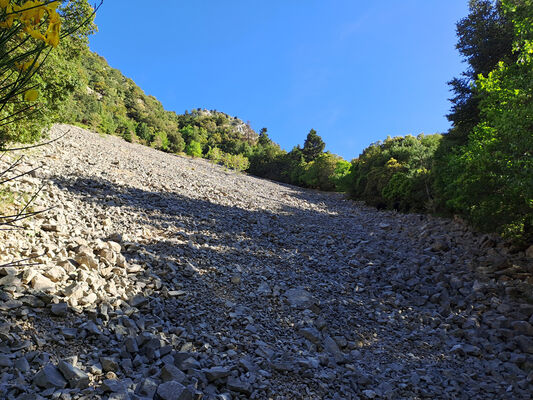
[302,129,325,163]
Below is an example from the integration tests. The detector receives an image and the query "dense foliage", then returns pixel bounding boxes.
[347,134,442,212]
[344,0,532,245]
[437,0,532,244]
[0,0,97,145]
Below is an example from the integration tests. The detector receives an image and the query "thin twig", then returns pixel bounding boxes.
[0,166,41,185]
[0,155,24,179]
[0,253,45,268]
[0,207,53,222]
[1,128,70,151]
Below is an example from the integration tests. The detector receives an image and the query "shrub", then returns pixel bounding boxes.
[206,146,223,163]
[167,131,185,153]
[185,140,202,157]
[221,152,249,171]
[152,131,169,151]
[347,134,442,211]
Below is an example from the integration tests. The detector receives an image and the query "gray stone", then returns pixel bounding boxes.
[137,377,158,398]
[129,294,149,308]
[0,354,13,367]
[33,364,68,389]
[526,245,533,259]
[284,288,318,310]
[450,344,481,357]
[15,357,30,372]
[125,337,139,353]
[161,364,186,383]
[58,360,90,389]
[299,327,321,344]
[102,379,127,393]
[227,377,252,395]
[84,321,102,335]
[156,381,187,400]
[100,356,119,372]
[324,336,344,363]
[515,335,533,354]
[51,302,68,316]
[203,366,231,382]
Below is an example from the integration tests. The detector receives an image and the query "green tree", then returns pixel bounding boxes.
[302,153,344,191]
[0,0,98,145]
[302,129,325,162]
[185,140,202,157]
[445,0,515,147]
[439,0,533,244]
[136,122,154,143]
[347,134,442,211]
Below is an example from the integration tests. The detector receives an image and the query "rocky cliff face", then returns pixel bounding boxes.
[0,124,532,399]
[190,108,259,143]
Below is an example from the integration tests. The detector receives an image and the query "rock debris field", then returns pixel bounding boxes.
[0,124,532,400]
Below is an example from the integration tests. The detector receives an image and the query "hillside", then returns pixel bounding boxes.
[0,124,532,399]
[62,51,258,161]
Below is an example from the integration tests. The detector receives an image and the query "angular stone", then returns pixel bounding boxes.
[179,357,201,370]
[99,248,116,264]
[0,354,13,367]
[33,364,68,389]
[51,302,68,316]
[324,336,344,362]
[129,294,148,308]
[0,274,21,287]
[63,282,85,301]
[515,335,533,354]
[284,288,318,310]
[43,266,65,282]
[203,366,231,382]
[526,245,533,259]
[84,321,102,335]
[450,343,481,357]
[161,364,186,383]
[157,381,187,400]
[58,360,90,389]
[75,247,98,269]
[107,241,122,253]
[124,337,139,353]
[15,357,30,372]
[100,357,119,372]
[102,379,127,393]
[227,377,252,395]
[31,273,56,292]
[136,377,158,398]
[80,292,97,305]
[299,327,321,344]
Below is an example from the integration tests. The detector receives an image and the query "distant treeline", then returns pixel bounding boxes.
[2,0,531,245]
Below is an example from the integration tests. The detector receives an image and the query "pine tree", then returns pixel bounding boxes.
[302,129,325,162]
[446,0,515,146]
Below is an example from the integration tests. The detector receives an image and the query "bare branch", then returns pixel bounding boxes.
[1,128,70,152]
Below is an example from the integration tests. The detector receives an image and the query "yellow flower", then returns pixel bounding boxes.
[23,89,39,102]
[44,14,60,47]
[46,1,59,12]
[25,25,45,41]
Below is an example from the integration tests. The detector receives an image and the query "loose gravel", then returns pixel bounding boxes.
[0,124,532,400]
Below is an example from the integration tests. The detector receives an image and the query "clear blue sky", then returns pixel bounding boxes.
[89,1,469,160]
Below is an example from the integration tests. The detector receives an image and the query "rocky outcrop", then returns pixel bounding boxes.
[0,124,531,399]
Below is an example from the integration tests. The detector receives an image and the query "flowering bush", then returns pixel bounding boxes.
[0,1,99,145]
[0,1,62,144]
